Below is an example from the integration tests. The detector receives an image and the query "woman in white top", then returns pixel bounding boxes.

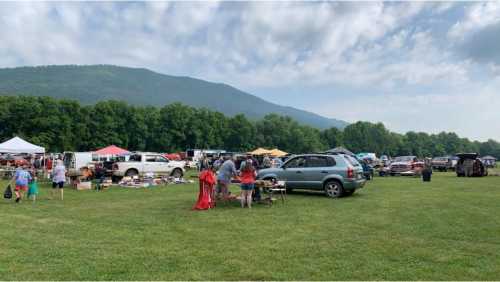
[51,160,67,200]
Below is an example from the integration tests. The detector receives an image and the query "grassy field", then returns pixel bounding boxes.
[1,171,499,280]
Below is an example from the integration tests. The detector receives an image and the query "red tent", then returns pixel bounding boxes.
[164,153,181,161]
[94,145,130,155]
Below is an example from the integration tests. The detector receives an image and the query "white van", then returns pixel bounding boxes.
[63,152,93,177]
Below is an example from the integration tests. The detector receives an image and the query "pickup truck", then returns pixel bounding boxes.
[112,152,185,178]
[431,156,457,171]
[389,156,424,176]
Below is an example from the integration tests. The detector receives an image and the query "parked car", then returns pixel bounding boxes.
[356,152,380,168]
[256,153,366,198]
[112,152,185,178]
[480,156,497,168]
[389,156,424,176]
[379,155,391,166]
[456,153,488,177]
[431,156,457,171]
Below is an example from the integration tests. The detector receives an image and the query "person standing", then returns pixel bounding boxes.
[198,155,209,172]
[272,157,283,168]
[12,164,32,203]
[239,159,256,208]
[51,160,66,200]
[28,168,39,202]
[216,156,237,199]
[262,154,272,169]
[422,158,433,182]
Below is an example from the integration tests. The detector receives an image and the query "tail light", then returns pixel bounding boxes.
[347,167,354,179]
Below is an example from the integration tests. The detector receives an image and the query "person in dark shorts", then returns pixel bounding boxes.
[51,160,66,200]
[239,158,256,208]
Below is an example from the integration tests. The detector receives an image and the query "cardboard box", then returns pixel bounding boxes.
[76,181,92,190]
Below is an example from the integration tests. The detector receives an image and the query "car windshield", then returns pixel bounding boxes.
[394,156,414,162]
[343,155,360,167]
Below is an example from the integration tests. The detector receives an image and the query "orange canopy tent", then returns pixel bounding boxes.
[269,148,288,157]
[248,148,273,155]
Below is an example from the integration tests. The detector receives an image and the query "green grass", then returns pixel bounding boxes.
[1,172,499,280]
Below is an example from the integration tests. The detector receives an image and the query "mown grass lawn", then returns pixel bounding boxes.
[0,171,499,280]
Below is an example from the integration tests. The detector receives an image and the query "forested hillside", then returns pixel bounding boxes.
[0,65,348,129]
[1,96,499,158]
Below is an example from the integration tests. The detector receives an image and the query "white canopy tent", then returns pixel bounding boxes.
[0,136,45,154]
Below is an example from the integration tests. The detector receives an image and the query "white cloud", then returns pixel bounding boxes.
[448,2,500,40]
[0,1,499,141]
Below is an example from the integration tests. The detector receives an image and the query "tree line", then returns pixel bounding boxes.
[1,96,499,158]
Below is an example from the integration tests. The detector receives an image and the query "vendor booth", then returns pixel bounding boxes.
[0,136,46,178]
[0,136,45,154]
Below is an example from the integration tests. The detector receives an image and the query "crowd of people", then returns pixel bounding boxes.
[194,153,280,210]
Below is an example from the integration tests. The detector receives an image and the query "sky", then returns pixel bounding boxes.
[1,1,499,141]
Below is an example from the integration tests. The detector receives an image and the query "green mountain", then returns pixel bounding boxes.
[0,65,348,129]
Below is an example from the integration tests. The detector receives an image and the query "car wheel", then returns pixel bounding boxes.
[125,169,138,177]
[171,168,183,178]
[324,180,344,198]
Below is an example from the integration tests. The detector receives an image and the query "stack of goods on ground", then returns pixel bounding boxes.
[118,175,194,188]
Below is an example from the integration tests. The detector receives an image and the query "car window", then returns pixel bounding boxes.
[284,157,306,168]
[326,157,336,167]
[156,156,168,162]
[129,154,142,162]
[343,155,360,167]
[306,156,330,167]
[145,155,156,162]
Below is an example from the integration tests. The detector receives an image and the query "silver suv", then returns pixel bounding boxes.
[257,153,366,198]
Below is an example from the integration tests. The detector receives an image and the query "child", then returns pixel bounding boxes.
[28,170,39,202]
[239,158,256,208]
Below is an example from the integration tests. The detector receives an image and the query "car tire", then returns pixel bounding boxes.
[171,168,183,178]
[324,180,344,198]
[125,169,139,177]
